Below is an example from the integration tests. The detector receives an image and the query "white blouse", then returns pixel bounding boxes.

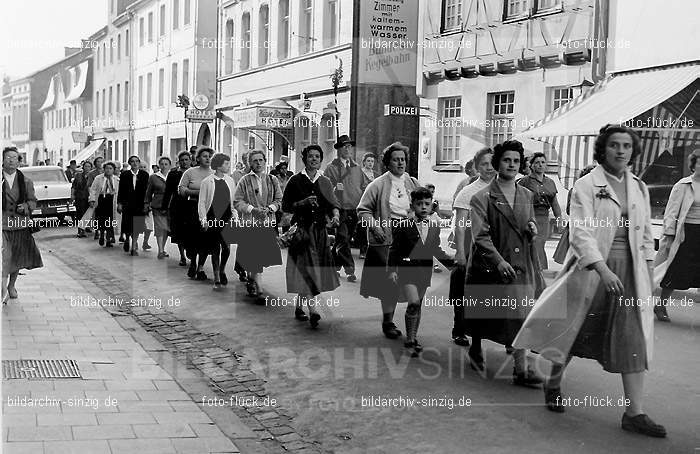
[389,173,410,219]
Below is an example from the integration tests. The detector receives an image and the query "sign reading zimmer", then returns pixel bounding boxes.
[357,0,419,86]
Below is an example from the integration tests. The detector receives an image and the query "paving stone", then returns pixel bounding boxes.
[152,411,213,425]
[1,441,45,454]
[189,423,226,438]
[96,412,156,425]
[277,432,303,443]
[41,440,111,454]
[72,424,135,440]
[108,438,175,454]
[171,436,240,453]
[132,423,196,438]
[37,413,97,426]
[136,390,192,401]
[7,425,73,442]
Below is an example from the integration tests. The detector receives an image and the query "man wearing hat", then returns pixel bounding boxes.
[324,135,364,282]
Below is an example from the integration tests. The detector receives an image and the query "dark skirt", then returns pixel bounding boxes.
[359,244,400,301]
[661,223,700,290]
[236,226,282,274]
[180,199,206,254]
[286,222,340,296]
[121,204,146,235]
[95,194,115,232]
[74,198,89,224]
[152,209,169,237]
[2,229,43,275]
[168,198,189,244]
[569,242,647,373]
[534,214,550,270]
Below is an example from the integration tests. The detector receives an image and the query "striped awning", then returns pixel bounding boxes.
[516,62,700,188]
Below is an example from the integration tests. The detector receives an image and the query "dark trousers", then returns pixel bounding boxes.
[333,208,357,274]
[449,265,467,337]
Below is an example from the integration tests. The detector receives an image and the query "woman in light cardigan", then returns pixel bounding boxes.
[357,142,420,339]
[234,150,283,303]
[199,153,238,290]
[89,162,120,248]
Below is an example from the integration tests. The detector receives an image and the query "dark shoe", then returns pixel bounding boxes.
[179,258,188,267]
[157,252,167,259]
[505,345,515,354]
[452,335,470,347]
[213,281,222,290]
[94,231,100,240]
[85,227,93,233]
[468,349,485,374]
[123,238,130,252]
[105,242,113,248]
[246,280,258,297]
[404,339,423,357]
[195,271,207,281]
[108,236,115,244]
[98,232,105,246]
[346,274,357,283]
[382,322,402,339]
[544,387,566,413]
[621,413,667,438]
[295,308,309,321]
[130,250,139,256]
[219,272,228,286]
[77,229,86,238]
[238,272,248,283]
[309,313,321,328]
[118,235,125,243]
[359,252,366,259]
[254,295,267,305]
[512,368,544,388]
[654,306,670,322]
[142,243,152,251]
[187,263,197,278]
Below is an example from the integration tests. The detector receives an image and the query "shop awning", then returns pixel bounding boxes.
[65,61,89,102]
[518,63,700,139]
[39,77,56,111]
[72,139,105,164]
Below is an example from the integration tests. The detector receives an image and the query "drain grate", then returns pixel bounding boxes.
[2,359,81,379]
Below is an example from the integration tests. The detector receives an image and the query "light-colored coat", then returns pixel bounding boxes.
[356,171,420,246]
[198,174,239,226]
[89,174,121,227]
[653,176,697,283]
[514,165,656,362]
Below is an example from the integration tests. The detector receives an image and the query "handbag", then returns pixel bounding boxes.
[278,223,310,252]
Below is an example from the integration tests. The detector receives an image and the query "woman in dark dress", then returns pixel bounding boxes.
[164,151,192,266]
[199,153,238,289]
[71,160,93,237]
[464,140,543,386]
[89,162,120,247]
[118,155,150,256]
[282,145,341,327]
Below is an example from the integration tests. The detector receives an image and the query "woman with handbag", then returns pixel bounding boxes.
[282,145,341,327]
[654,150,700,322]
[464,140,543,386]
[89,162,120,248]
[234,150,283,304]
[2,146,44,304]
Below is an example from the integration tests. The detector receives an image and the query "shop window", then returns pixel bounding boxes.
[437,97,461,163]
[488,91,515,147]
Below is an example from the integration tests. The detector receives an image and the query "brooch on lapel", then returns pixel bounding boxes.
[596,187,612,200]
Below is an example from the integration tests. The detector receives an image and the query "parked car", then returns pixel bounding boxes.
[19,166,76,223]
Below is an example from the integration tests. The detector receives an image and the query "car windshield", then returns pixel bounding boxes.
[21,169,67,184]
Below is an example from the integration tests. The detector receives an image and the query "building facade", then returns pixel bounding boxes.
[419,0,599,204]
[216,0,352,171]
[127,0,217,166]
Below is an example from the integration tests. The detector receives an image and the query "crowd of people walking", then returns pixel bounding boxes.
[4,124,699,439]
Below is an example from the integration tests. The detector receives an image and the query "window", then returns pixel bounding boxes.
[122,139,128,160]
[437,97,461,163]
[110,38,114,63]
[124,81,129,111]
[324,0,338,47]
[505,0,529,18]
[173,0,179,29]
[278,0,289,59]
[488,91,515,147]
[114,141,118,162]
[184,0,191,25]
[299,0,313,54]
[116,84,121,112]
[110,0,115,15]
[259,6,269,65]
[138,75,143,110]
[117,34,121,60]
[224,20,234,74]
[125,30,129,55]
[148,12,154,42]
[536,0,561,11]
[240,13,250,70]
[139,17,145,45]
[171,63,178,102]
[182,59,189,96]
[102,43,106,66]
[442,0,462,31]
[158,68,164,107]
[95,91,99,118]
[160,5,166,36]
[102,89,106,116]
[147,72,153,109]
[108,86,113,114]
[96,47,100,69]
[549,86,573,112]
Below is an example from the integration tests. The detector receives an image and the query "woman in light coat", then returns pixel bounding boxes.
[514,125,665,437]
[89,162,120,248]
[653,150,700,322]
[199,153,238,290]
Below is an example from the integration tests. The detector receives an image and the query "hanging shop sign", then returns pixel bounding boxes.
[186,110,216,123]
[232,105,294,129]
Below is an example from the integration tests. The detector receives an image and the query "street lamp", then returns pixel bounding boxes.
[176,94,190,149]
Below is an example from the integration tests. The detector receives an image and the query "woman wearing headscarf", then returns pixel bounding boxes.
[144,156,172,259]
[2,146,44,304]
[89,161,120,248]
[199,153,238,289]
[357,142,420,339]
[282,145,341,327]
[234,150,283,303]
[164,151,192,266]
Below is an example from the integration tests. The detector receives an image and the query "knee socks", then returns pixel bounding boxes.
[405,304,422,344]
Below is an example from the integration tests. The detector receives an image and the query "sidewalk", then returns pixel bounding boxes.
[2,254,240,454]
